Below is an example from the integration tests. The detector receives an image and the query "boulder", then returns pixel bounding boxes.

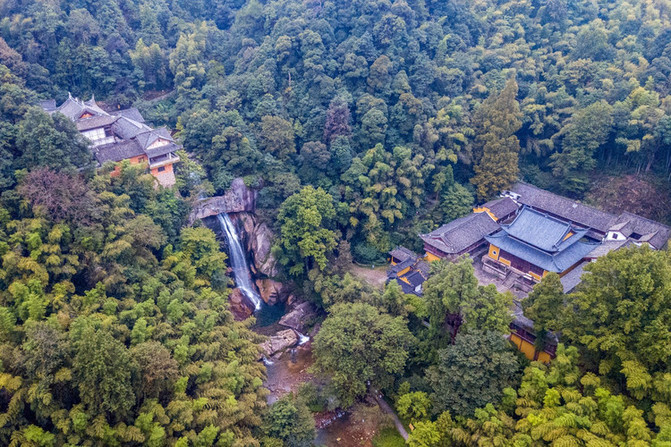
[229,288,254,320]
[259,329,298,357]
[255,278,290,305]
[188,178,257,223]
[279,301,317,332]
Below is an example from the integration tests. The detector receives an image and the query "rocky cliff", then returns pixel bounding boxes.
[188,178,257,224]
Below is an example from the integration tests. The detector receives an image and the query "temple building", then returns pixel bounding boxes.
[419,182,669,293]
[41,95,180,187]
[420,197,517,262]
[387,247,430,295]
[484,207,599,281]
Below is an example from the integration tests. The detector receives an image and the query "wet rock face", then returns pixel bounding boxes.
[230,213,279,279]
[259,329,298,357]
[249,222,278,277]
[279,301,317,332]
[255,278,290,305]
[229,288,254,320]
[188,178,257,223]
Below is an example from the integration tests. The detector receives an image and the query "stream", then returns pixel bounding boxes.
[213,210,365,444]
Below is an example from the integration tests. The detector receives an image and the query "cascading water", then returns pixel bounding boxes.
[217,213,262,310]
[295,330,310,345]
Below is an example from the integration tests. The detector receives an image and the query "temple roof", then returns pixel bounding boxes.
[76,114,118,131]
[94,140,144,164]
[477,197,518,220]
[389,246,418,263]
[609,212,670,249]
[503,207,588,253]
[420,212,500,254]
[510,182,617,233]
[115,107,145,123]
[486,230,598,273]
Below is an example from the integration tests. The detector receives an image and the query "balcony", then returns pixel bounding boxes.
[148,152,180,169]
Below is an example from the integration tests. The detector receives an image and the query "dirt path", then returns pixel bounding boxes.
[347,264,388,289]
[372,389,409,440]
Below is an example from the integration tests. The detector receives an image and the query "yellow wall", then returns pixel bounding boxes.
[510,334,536,360]
[473,206,497,221]
[397,266,411,277]
[537,351,552,363]
[511,334,553,363]
[529,271,542,281]
[499,257,511,266]
[425,252,441,262]
[488,244,500,260]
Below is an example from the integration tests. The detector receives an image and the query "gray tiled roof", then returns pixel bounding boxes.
[146,142,180,158]
[610,212,670,249]
[76,114,118,131]
[389,246,417,262]
[421,212,500,254]
[504,207,588,253]
[45,96,182,171]
[94,140,144,164]
[479,197,519,220]
[486,230,599,273]
[112,117,151,139]
[114,107,145,123]
[511,182,617,233]
[389,258,415,276]
[136,128,173,149]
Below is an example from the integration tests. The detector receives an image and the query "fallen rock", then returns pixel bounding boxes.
[279,301,317,332]
[229,288,254,320]
[255,278,290,305]
[259,329,298,357]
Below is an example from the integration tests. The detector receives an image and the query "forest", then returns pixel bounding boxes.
[2,0,671,445]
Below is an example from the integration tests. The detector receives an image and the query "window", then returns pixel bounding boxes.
[157,166,166,172]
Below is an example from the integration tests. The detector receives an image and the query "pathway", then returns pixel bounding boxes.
[372,389,409,440]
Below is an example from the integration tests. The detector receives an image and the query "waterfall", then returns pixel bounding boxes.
[295,330,310,345]
[217,213,262,310]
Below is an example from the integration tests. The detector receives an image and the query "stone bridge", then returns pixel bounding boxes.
[188,178,257,224]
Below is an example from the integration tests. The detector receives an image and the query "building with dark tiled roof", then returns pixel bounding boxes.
[508,182,617,239]
[605,212,670,250]
[386,246,429,296]
[485,207,600,281]
[473,197,518,222]
[421,212,500,262]
[43,95,180,187]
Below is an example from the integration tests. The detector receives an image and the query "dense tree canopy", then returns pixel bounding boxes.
[313,302,415,407]
[3,0,671,443]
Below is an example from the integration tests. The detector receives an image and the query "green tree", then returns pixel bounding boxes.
[522,272,564,335]
[470,78,522,200]
[262,395,316,447]
[396,391,432,423]
[561,246,671,402]
[16,108,92,172]
[72,325,137,422]
[259,115,296,161]
[276,186,337,276]
[423,258,512,344]
[313,302,415,406]
[550,101,613,195]
[440,183,474,223]
[426,330,520,416]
